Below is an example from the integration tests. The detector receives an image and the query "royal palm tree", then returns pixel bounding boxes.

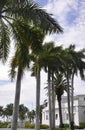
[65,45,85,130]
[42,42,63,130]
[62,45,85,130]
[9,20,45,130]
[30,35,45,130]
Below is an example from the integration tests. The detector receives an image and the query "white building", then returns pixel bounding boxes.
[42,95,85,126]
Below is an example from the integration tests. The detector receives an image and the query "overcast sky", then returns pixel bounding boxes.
[0,0,85,109]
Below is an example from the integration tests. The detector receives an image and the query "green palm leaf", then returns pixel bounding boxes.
[0,19,10,62]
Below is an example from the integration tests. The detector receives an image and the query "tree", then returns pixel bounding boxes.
[9,21,45,130]
[19,104,28,128]
[27,110,35,123]
[42,42,63,130]
[54,73,67,128]
[0,106,3,117]
[3,103,13,122]
[4,1,63,130]
[0,0,63,64]
[63,45,85,130]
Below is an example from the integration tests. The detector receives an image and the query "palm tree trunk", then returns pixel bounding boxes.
[51,72,55,130]
[11,67,22,130]
[66,72,71,129]
[57,95,63,128]
[70,71,74,130]
[35,66,40,130]
[48,69,52,130]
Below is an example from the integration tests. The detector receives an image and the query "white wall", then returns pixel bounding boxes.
[42,95,85,126]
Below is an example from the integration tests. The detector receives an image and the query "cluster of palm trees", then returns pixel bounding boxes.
[44,44,85,130]
[0,103,35,124]
[0,1,85,130]
[0,1,63,130]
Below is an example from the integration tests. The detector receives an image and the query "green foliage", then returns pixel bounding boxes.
[0,122,9,128]
[79,122,85,128]
[25,122,35,128]
[25,122,49,129]
[63,124,69,128]
[19,104,28,121]
[54,128,69,130]
[40,124,49,129]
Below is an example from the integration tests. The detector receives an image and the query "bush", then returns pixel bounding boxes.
[25,122,35,128]
[63,124,69,128]
[40,124,49,129]
[25,122,49,129]
[0,122,9,128]
[79,122,85,128]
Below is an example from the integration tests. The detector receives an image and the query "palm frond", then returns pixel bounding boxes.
[8,0,63,34]
[0,19,10,63]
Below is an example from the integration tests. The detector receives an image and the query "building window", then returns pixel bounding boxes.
[46,115,48,120]
[55,114,58,120]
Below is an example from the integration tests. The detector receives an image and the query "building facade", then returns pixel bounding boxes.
[42,95,85,126]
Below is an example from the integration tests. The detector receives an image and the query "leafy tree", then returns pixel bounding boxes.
[27,110,35,123]
[0,106,3,117]
[19,104,28,121]
[4,103,13,121]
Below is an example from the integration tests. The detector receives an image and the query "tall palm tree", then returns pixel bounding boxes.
[63,45,85,130]
[65,45,85,130]
[9,20,45,130]
[42,42,63,130]
[30,35,45,130]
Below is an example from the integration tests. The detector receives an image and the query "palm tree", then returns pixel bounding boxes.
[63,45,85,130]
[9,21,45,130]
[0,2,63,130]
[54,73,67,128]
[65,45,85,130]
[27,110,35,123]
[3,103,13,122]
[0,106,3,117]
[0,0,63,68]
[42,42,63,130]
[19,104,28,127]
[30,36,45,130]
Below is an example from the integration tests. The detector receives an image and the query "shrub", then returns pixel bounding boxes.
[25,122,35,128]
[25,122,49,129]
[79,122,85,128]
[63,124,69,128]
[0,122,9,128]
[40,124,49,129]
